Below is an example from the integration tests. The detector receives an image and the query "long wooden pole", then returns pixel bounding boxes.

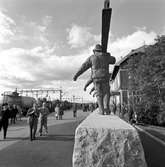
[101,0,112,53]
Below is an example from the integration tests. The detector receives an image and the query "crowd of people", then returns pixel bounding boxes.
[82,103,96,113]
[0,101,51,141]
[0,101,95,141]
[0,103,22,139]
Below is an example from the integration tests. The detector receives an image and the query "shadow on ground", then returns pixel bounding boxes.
[0,137,28,141]
[37,134,74,141]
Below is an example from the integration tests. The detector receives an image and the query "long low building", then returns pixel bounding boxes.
[110,45,146,109]
[110,36,165,115]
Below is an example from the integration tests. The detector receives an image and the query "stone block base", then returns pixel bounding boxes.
[72,110,147,167]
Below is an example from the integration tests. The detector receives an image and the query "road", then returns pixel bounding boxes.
[136,125,165,167]
[0,110,90,167]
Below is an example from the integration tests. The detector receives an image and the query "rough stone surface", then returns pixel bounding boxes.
[72,110,147,167]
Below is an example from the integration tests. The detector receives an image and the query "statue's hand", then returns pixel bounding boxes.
[73,75,77,81]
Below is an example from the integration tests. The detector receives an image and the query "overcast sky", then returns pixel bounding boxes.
[0,0,164,102]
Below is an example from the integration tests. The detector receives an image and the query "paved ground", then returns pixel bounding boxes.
[0,110,90,167]
[0,111,165,167]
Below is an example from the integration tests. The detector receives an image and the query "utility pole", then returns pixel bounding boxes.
[60,90,63,101]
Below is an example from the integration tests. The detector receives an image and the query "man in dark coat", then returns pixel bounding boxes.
[38,102,49,136]
[12,104,18,124]
[0,103,10,139]
[59,103,64,120]
[10,104,18,124]
[27,103,40,141]
[73,44,116,115]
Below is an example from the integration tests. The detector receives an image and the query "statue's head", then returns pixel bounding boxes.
[93,44,102,53]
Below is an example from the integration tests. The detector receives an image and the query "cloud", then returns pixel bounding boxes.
[0,10,16,44]
[0,12,93,100]
[161,26,165,35]
[0,12,56,51]
[42,15,53,28]
[0,27,158,96]
[16,19,52,47]
[109,29,157,61]
[0,11,158,102]
[67,24,100,48]
[0,45,92,89]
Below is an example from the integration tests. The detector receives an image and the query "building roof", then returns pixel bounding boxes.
[116,45,147,66]
[111,45,147,80]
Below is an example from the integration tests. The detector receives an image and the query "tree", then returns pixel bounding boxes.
[127,35,165,124]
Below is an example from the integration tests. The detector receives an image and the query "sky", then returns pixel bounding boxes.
[0,0,164,102]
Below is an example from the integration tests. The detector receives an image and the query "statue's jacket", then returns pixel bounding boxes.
[75,52,116,81]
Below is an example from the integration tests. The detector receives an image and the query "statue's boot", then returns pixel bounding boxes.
[104,92,110,115]
[98,109,105,115]
[96,95,105,115]
[104,108,111,115]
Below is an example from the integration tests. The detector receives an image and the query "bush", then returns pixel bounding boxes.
[134,104,160,125]
[157,111,165,126]
[145,105,160,125]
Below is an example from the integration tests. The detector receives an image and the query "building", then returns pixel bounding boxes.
[110,35,165,113]
[110,45,147,109]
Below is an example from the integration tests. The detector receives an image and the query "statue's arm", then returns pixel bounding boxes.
[84,78,93,91]
[73,57,91,81]
[89,87,95,95]
[107,53,116,64]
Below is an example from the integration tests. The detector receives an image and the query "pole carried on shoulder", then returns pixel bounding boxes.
[101,0,112,53]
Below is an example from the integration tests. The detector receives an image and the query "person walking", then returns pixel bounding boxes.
[12,104,18,124]
[0,103,10,139]
[38,102,49,136]
[59,103,64,120]
[73,103,77,118]
[27,103,39,141]
[54,103,60,120]
[89,103,94,112]
[17,105,22,121]
[8,105,14,124]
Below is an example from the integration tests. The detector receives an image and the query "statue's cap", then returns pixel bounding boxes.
[93,44,102,52]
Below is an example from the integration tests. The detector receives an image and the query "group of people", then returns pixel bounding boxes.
[0,103,22,139]
[82,103,97,113]
[54,103,64,120]
[27,102,49,141]
[0,101,50,141]
[0,101,94,141]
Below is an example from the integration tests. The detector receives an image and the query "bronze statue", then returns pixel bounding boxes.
[73,0,115,115]
[73,44,115,115]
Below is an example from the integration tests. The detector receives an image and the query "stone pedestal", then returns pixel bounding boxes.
[72,110,147,167]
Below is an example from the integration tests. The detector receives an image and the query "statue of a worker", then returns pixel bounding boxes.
[73,44,116,115]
